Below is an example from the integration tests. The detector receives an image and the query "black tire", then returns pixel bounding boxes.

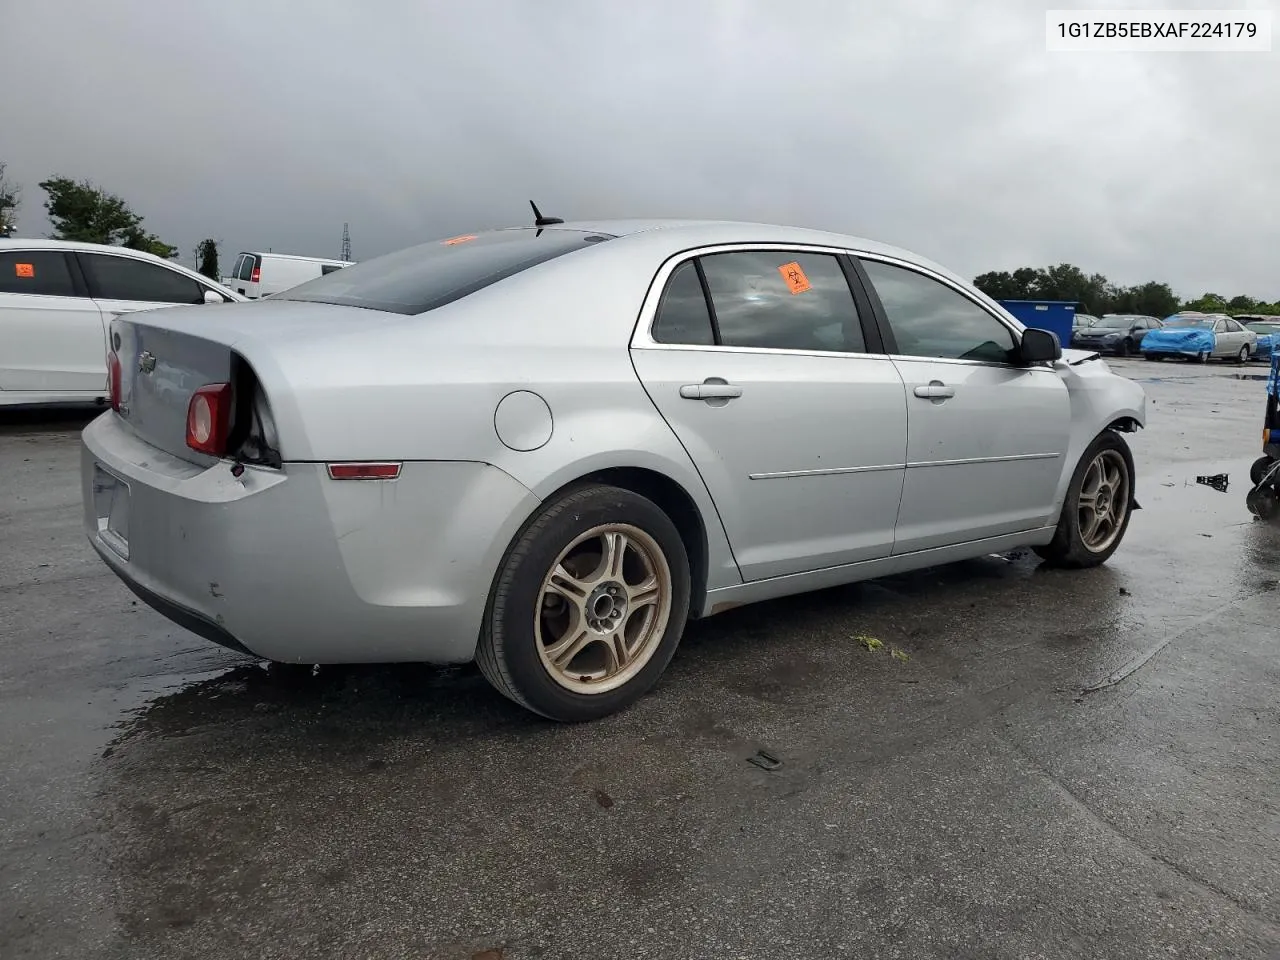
[476,484,692,722]
[1196,350,1209,363]
[1251,456,1276,486]
[1034,430,1136,569]
[1237,346,1251,364]
[1143,353,1158,361]
[1116,339,1131,358]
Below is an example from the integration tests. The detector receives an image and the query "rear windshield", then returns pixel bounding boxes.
[276,228,613,315]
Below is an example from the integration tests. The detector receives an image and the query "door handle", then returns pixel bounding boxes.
[680,380,743,400]
[913,381,955,400]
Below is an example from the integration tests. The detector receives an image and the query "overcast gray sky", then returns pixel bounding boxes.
[2,0,1277,298]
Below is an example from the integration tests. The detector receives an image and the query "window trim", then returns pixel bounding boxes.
[0,249,88,299]
[631,242,887,359]
[75,250,207,304]
[851,252,1034,371]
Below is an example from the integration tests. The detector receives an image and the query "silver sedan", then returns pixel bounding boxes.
[82,218,1147,721]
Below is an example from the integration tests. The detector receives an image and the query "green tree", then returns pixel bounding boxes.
[39,176,177,258]
[1183,292,1228,313]
[0,161,18,237]
[194,238,220,280]
[1227,294,1258,311]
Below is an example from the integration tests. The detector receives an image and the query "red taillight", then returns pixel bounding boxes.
[186,383,233,456]
[107,350,122,412]
[250,265,261,283]
[326,462,402,480]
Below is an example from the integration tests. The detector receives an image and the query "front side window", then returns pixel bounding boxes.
[277,228,613,316]
[0,251,77,297]
[82,254,205,304]
[860,259,1016,363]
[696,250,866,353]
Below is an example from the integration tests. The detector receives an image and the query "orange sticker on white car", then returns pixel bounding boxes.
[15,263,34,278]
[441,234,477,246]
[778,261,811,294]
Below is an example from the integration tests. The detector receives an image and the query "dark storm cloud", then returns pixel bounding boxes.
[1,0,1277,297]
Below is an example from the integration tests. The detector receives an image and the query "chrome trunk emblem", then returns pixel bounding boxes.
[137,351,156,374]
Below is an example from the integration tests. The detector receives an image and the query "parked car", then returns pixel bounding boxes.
[1071,314,1163,357]
[81,218,1147,721]
[1141,313,1256,363]
[1238,317,1280,360]
[0,239,243,407]
[1073,313,1101,330]
[227,251,355,299]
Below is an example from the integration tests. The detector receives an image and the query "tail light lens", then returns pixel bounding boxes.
[250,264,261,283]
[107,350,122,412]
[186,383,233,456]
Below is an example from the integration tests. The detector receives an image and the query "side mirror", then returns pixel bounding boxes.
[1019,327,1062,364]
[203,289,225,304]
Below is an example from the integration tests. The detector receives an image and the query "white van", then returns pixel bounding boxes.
[228,252,354,299]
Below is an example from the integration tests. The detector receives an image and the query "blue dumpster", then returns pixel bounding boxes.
[998,300,1076,350]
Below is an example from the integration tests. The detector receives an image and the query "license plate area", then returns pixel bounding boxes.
[93,464,131,560]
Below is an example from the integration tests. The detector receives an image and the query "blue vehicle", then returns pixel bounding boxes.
[1241,318,1280,361]
[1141,313,1255,363]
[1246,350,1280,519]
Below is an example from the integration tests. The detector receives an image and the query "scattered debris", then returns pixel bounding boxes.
[854,635,883,652]
[1119,587,1130,596]
[1194,473,1229,493]
[890,646,911,662]
[593,789,614,809]
[747,749,782,771]
[472,950,504,960]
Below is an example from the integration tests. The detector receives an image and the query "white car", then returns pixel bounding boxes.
[0,239,243,407]
[226,251,354,299]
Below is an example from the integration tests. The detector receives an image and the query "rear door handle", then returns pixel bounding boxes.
[913,381,955,400]
[680,380,743,400]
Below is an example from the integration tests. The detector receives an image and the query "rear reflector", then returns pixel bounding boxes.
[186,383,233,456]
[107,351,122,412]
[326,462,402,480]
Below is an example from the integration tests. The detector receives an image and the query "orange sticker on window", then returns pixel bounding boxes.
[15,263,34,278]
[778,261,810,294]
[441,234,477,246]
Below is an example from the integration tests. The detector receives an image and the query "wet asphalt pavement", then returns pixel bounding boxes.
[2,359,1278,960]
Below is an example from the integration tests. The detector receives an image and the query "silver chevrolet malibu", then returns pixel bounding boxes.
[82,218,1147,721]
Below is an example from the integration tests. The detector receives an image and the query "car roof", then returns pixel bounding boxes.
[1,237,174,263]
[242,251,354,265]
[507,218,963,282]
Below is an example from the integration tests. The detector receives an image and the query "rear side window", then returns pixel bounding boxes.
[81,253,205,304]
[276,228,613,315]
[0,251,78,297]
[652,261,715,345]
[698,251,866,353]
[320,263,344,275]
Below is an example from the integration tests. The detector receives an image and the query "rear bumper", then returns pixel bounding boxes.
[81,413,541,664]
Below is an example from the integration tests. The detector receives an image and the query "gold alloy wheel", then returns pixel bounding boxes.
[1078,449,1130,553]
[534,524,673,695]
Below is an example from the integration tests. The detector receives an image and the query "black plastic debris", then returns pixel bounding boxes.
[1195,473,1229,493]
[747,749,782,771]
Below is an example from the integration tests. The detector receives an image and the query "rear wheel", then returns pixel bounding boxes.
[477,484,691,722]
[1034,431,1135,568]
[1251,456,1276,486]
[1237,345,1251,364]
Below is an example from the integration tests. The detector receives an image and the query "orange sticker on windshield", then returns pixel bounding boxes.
[15,263,34,278]
[441,234,477,246]
[778,261,810,294]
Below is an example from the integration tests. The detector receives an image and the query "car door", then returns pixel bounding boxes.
[855,256,1072,555]
[1221,318,1250,356]
[629,247,908,582]
[77,251,211,321]
[0,249,108,393]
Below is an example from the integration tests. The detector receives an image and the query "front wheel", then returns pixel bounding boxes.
[477,484,691,721]
[1034,431,1135,568]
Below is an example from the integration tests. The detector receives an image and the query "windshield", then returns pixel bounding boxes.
[276,228,614,315]
[1074,314,1099,327]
